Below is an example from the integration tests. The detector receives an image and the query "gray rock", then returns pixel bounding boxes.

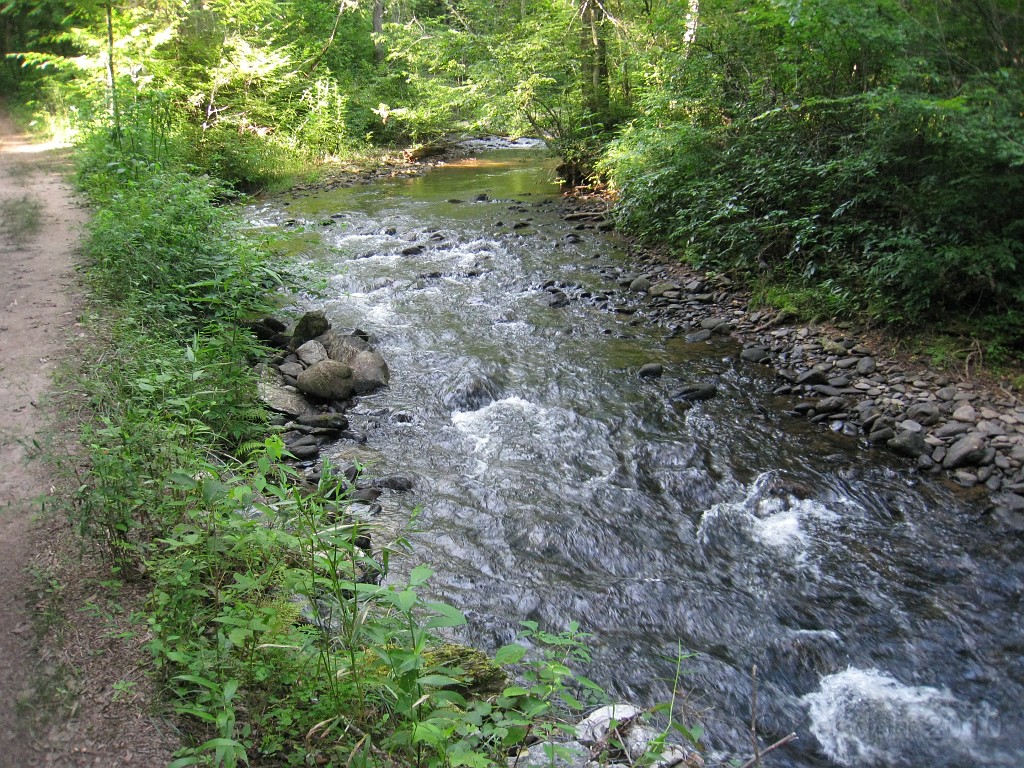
[740,346,769,363]
[936,386,959,401]
[291,310,330,349]
[815,396,847,414]
[943,434,987,469]
[629,276,652,293]
[316,330,389,393]
[295,412,349,431]
[954,470,979,488]
[279,362,304,379]
[296,340,329,367]
[349,350,390,393]
[317,329,371,362]
[906,403,941,426]
[648,282,679,297]
[671,383,718,402]
[856,356,877,375]
[684,329,713,343]
[288,440,320,460]
[258,379,315,417]
[952,404,978,422]
[548,291,570,308]
[373,474,414,492]
[869,427,896,444]
[512,741,588,768]
[934,421,971,438]
[796,369,829,386]
[577,705,643,744]
[889,430,927,458]
[296,360,355,401]
[639,363,664,378]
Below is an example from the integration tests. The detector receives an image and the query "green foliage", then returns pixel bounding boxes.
[601,0,1024,353]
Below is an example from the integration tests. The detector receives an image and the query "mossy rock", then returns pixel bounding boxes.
[424,643,508,697]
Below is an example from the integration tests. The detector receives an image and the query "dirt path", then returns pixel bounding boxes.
[0,111,86,765]
[0,114,178,766]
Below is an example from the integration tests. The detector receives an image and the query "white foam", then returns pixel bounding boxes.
[697,473,837,555]
[452,395,547,431]
[803,667,998,766]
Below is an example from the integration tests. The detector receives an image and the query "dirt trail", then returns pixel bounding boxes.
[0,114,177,766]
[0,111,85,765]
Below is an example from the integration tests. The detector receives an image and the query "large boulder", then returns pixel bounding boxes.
[317,329,369,362]
[317,330,389,393]
[290,310,331,349]
[296,360,355,401]
[349,350,390,393]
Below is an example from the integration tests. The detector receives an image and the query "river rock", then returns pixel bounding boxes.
[952,404,978,422]
[740,345,769,363]
[349,350,390,393]
[317,330,390,393]
[672,383,718,402]
[372,474,414,492]
[286,436,320,460]
[296,412,349,431]
[630,276,652,292]
[318,328,369,360]
[279,361,304,379]
[639,363,664,378]
[856,356,877,375]
[943,433,988,469]
[815,396,847,414]
[296,340,329,367]
[258,380,315,417]
[513,741,588,768]
[296,360,355,401]
[685,329,713,343]
[889,429,927,458]
[906,403,941,426]
[796,368,829,386]
[548,291,570,308]
[935,421,971,438]
[291,310,330,349]
[648,282,678,297]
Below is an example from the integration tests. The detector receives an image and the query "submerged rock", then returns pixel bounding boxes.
[639,363,664,378]
[672,383,718,402]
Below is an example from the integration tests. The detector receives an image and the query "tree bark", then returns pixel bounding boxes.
[373,0,385,62]
[105,3,121,145]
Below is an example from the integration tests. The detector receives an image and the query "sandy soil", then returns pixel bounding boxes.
[0,113,178,766]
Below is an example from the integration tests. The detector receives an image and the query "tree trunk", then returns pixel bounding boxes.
[580,0,609,125]
[373,0,385,62]
[105,3,121,145]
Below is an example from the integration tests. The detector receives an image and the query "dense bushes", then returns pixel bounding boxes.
[600,0,1024,353]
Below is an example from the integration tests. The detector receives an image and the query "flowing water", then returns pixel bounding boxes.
[248,145,1024,767]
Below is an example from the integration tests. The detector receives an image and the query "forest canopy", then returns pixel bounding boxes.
[3,0,1023,352]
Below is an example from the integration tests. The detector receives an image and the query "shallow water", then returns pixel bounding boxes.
[248,149,1024,767]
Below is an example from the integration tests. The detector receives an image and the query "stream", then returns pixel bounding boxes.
[247,144,1024,767]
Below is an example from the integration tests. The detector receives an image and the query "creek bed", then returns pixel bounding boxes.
[248,147,1024,767]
